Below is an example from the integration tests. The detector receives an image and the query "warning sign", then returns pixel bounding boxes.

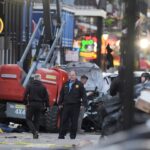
[0,18,4,33]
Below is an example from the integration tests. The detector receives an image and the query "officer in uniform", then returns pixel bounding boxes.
[24,74,49,139]
[58,70,87,139]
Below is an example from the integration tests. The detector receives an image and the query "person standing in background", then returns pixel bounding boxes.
[58,71,87,139]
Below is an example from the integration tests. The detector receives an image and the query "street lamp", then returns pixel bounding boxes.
[139,38,149,49]
[103,33,109,41]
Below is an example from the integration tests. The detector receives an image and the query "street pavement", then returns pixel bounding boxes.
[0,132,100,150]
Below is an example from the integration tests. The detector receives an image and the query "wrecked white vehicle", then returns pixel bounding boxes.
[61,62,104,94]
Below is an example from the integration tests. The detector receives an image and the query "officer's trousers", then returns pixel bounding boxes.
[26,102,44,134]
[59,104,80,139]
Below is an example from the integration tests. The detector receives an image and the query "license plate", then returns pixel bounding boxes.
[6,102,26,119]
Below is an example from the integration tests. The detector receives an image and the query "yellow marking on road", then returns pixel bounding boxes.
[0,140,83,149]
[26,143,56,148]
[15,142,31,145]
[0,142,8,144]
[0,128,3,133]
[64,145,73,148]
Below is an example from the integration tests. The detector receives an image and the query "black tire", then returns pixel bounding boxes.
[45,106,59,132]
[0,103,6,116]
[0,103,8,124]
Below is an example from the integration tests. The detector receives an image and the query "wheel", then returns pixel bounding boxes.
[0,103,6,115]
[45,106,60,132]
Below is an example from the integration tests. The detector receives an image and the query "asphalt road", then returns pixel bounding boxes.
[0,132,100,150]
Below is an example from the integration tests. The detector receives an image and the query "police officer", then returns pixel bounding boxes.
[58,70,87,139]
[24,74,49,139]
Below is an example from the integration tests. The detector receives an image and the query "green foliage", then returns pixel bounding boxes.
[105,18,115,27]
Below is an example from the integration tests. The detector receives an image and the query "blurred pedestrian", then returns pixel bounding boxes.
[110,69,122,96]
[134,72,150,98]
[58,70,87,139]
[24,74,49,139]
[106,44,114,70]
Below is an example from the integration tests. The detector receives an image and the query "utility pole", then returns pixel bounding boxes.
[42,0,53,44]
[121,0,137,130]
[95,0,104,67]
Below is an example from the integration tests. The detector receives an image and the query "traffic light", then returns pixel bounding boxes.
[0,0,4,35]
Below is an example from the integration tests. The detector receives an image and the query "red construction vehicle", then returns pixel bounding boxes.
[0,0,68,132]
[0,66,68,131]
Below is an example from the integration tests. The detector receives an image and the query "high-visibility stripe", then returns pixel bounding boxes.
[41,79,57,84]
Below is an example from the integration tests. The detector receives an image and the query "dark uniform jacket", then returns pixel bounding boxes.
[58,79,87,106]
[24,80,49,107]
